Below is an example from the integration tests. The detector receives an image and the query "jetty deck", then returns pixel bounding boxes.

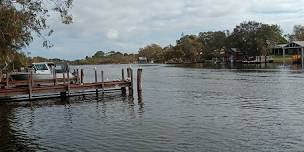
[0,67,142,102]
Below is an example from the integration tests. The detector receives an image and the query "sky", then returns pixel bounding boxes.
[25,0,304,60]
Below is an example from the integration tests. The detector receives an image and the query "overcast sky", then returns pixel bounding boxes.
[25,0,304,60]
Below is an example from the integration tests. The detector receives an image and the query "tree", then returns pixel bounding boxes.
[138,44,163,62]
[289,25,304,41]
[228,21,286,56]
[0,0,73,72]
[175,35,203,62]
[199,31,227,59]
[93,51,105,58]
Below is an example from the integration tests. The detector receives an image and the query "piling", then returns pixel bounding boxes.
[53,68,57,86]
[80,69,84,84]
[60,91,67,100]
[101,70,104,94]
[121,68,126,95]
[137,68,143,102]
[67,68,70,96]
[76,69,79,84]
[127,68,134,97]
[94,67,98,96]
[28,70,33,100]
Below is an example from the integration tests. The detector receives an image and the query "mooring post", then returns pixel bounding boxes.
[101,70,104,94]
[137,68,143,101]
[121,68,126,95]
[53,68,57,86]
[63,71,66,85]
[80,69,84,84]
[301,47,304,69]
[67,68,70,96]
[60,91,66,100]
[76,69,79,84]
[94,67,98,96]
[127,68,134,97]
[28,70,33,100]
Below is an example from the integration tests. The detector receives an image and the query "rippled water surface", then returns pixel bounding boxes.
[1,63,304,152]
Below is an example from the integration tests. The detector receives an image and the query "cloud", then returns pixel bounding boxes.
[106,29,119,40]
[26,0,304,59]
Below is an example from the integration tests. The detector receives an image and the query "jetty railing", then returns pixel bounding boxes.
[0,67,143,101]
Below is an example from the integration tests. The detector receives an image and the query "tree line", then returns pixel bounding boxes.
[139,21,304,63]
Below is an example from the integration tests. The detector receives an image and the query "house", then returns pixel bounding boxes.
[138,57,148,64]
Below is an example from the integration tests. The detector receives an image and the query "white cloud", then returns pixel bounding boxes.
[106,29,119,40]
[27,0,304,59]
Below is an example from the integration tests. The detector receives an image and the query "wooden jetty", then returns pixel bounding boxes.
[0,67,142,102]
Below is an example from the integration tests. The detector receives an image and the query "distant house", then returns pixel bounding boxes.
[272,41,304,56]
[224,48,243,63]
[138,57,148,64]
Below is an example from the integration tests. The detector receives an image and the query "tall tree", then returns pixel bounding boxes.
[199,31,227,59]
[0,0,73,72]
[228,21,286,56]
[175,35,203,62]
[289,25,304,41]
[138,44,163,62]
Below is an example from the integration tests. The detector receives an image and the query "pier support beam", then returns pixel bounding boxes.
[137,68,143,103]
[94,67,98,96]
[301,47,304,69]
[28,70,33,100]
[80,69,84,84]
[127,68,133,97]
[121,68,126,95]
[101,70,104,94]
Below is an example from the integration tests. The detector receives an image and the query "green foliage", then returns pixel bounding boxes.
[71,51,137,65]
[199,31,227,60]
[289,25,304,41]
[228,21,286,56]
[0,0,73,71]
[93,51,105,58]
[138,44,163,62]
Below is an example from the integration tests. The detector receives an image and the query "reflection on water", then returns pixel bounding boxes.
[2,63,304,151]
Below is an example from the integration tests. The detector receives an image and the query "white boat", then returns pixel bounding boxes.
[10,62,75,81]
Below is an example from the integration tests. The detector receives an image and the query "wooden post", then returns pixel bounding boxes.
[128,68,134,97]
[80,69,84,84]
[53,68,57,86]
[137,68,143,103]
[121,68,126,95]
[137,68,143,94]
[101,70,104,94]
[60,91,66,100]
[94,67,98,96]
[67,68,70,96]
[301,47,304,69]
[76,69,79,84]
[28,70,33,100]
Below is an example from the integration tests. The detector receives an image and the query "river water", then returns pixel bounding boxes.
[1,63,304,152]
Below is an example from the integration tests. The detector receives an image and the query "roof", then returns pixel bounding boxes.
[293,41,304,47]
[273,41,304,48]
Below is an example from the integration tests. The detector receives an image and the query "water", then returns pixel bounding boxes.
[1,63,304,151]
